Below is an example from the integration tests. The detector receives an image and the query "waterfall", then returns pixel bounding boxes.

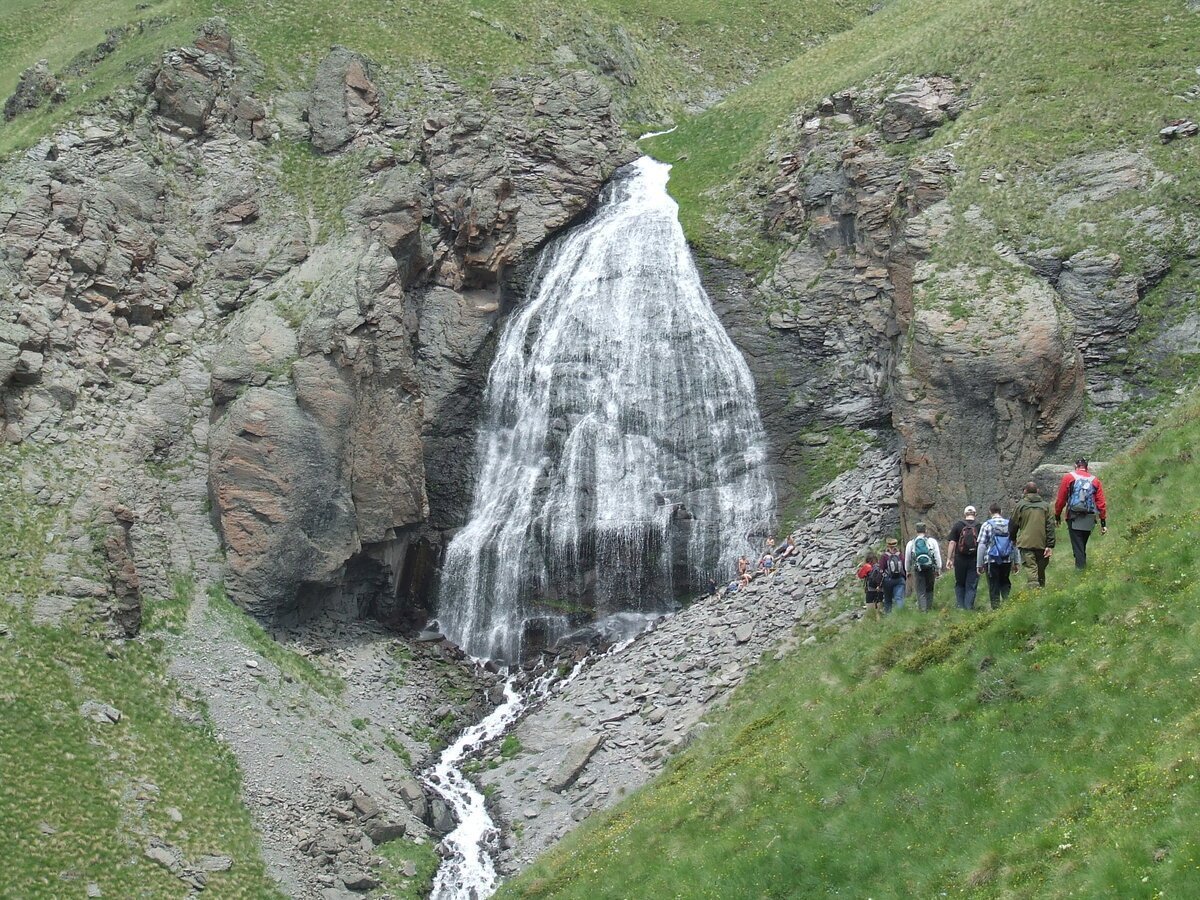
[436,156,774,661]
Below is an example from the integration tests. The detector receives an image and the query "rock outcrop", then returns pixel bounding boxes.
[3,59,60,121]
[711,78,1092,535]
[0,21,632,635]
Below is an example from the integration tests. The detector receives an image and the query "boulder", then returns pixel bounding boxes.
[547,734,605,793]
[309,47,379,153]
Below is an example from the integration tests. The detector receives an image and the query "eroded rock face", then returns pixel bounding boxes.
[895,272,1085,534]
[1,24,632,632]
[200,57,632,622]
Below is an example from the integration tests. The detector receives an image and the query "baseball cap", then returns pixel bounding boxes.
[964,505,977,515]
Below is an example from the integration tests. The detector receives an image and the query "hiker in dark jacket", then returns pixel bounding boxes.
[976,503,1018,609]
[1054,457,1108,569]
[1011,482,1055,588]
[946,505,981,610]
[879,537,906,612]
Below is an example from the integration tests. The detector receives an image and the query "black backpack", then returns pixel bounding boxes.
[866,565,885,591]
[884,552,904,577]
[957,521,978,556]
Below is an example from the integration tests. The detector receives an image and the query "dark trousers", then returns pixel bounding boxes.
[953,556,979,610]
[986,563,1012,609]
[1020,548,1050,588]
[914,569,937,611]
[1068,527,1092,569]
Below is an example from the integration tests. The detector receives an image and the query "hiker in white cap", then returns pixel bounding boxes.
[946,505,981,610]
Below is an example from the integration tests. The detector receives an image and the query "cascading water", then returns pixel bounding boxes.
[437,156,775,662]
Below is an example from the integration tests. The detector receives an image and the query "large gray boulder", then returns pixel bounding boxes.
[309,47,380,153]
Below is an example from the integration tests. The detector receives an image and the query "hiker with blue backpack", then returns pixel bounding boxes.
[904,523,943,611]
[1054,458,1108,569]
[976,503,1018,608]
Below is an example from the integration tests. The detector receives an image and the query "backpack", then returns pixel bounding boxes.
[957,521,978,556]
[884,552,904,577]
[866,564,885,591]
[913,536,934,572]
[1068,473,1098,515]
[987,519,1014,564]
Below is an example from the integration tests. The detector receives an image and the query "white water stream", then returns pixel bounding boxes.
[424,675,528,900]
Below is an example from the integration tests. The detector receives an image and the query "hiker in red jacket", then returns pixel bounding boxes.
[1054,458,1108,569]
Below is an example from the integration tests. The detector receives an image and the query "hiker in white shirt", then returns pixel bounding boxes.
[904,522,943,612]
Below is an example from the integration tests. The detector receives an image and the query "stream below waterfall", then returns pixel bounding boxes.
[424,613,650,899]
[424,674,536,900]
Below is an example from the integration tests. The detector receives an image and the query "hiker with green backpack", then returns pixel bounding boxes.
[904,523,943,612]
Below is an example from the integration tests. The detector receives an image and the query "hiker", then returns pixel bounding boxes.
[856,551,885,619]
[1011,481,1055,588]
[737,555,750,577]
[1054,457,1108,569]
[880,537,907,612]
[976,503,1018,609]
[904,523,942,611]
[946,505,981,610]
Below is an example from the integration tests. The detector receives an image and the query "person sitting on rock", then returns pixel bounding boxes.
[856,551,885,620]
[776,535,799,562]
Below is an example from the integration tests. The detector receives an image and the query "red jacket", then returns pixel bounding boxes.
[1055,467,1107,523]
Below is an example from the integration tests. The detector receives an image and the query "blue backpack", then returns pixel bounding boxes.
[987,519,1014,564]
[1068,474,1098,515]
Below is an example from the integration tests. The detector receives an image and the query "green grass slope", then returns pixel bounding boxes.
[646,0,1200,273]
[0,454,282,898]
[1,0,882,155]
[503,393,1200,898]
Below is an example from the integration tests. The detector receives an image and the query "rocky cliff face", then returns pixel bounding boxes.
[0,20,634,634]
[707,75,1185,536]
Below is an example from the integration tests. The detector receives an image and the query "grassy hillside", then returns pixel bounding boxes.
[0,0,881,155]
[0,457,283,898]
[645,0,1200,273]
[502,392,1200,898]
